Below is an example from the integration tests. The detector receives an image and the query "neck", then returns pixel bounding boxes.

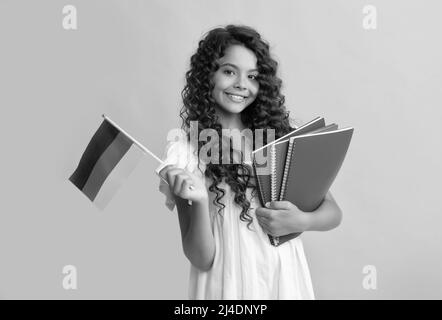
[215,109,247,131]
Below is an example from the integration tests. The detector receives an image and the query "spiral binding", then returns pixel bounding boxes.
[269,144,279,246]
[271,139,296,247]
[253,155,267,206]
[279,139,295,201]
[270,144,277,202]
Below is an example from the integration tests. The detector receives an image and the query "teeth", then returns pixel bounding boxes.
[227,94,245,102]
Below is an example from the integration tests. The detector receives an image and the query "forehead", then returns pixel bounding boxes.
[218,45,258,69]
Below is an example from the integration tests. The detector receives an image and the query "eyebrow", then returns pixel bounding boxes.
[219,63,258,73]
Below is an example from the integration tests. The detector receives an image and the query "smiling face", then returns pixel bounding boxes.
[211,45,260,117]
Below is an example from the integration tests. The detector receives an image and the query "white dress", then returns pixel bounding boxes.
[156,137,315,300]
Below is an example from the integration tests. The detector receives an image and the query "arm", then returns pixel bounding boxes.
[305,191,343,232]
[161,165,215,271]
[175,196,215,271]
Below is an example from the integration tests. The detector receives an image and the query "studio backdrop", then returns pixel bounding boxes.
[0,0,441,299]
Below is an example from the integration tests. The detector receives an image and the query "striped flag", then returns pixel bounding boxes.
[69,117,143,210]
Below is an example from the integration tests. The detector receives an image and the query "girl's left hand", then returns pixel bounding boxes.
[255,201,311,236]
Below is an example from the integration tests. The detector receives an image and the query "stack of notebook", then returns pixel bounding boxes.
[252,116,354,246]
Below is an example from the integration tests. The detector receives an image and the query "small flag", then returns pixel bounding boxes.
[69,118,143,210]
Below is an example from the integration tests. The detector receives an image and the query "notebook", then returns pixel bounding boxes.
[252,116,326,207]
[252,117,354,246]
[274,123,338,203]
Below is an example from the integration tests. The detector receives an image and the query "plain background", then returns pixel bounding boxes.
[1,0,441,299]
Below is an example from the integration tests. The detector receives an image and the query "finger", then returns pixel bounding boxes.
[257,217,270,233]
[255,211,270,222]
[266,201,292,210]
[259,220,275,236]
[256,215,270,224]
[258,218,270,229]
[180,178,194,195]
[169,168,192,181]
[164,167,178,185]
[165,168,188,186]
[186,171,200,187]
[164,167,186,177]
[255,207,272,219]
[173,174,187,195]
[159,164,177,179]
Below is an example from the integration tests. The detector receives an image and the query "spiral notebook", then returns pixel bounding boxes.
[252,117,354,246]
[252,116,325,207]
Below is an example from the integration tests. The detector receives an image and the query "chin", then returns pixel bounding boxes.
[221,101,250,113]
[222,106,247,114]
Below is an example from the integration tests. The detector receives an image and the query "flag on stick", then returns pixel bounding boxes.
[69,114,193,209]
[69,115,145,210]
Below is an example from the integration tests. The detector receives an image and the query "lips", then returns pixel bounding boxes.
[225,92,248,103]
[225,92,248,98]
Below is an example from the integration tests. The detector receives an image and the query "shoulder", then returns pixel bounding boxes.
[158,135,202,173]
[162,136,191,158]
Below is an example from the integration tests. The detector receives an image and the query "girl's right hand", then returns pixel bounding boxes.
[159,165,208,204]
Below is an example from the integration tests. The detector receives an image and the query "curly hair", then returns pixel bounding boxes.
[180,24,294,230]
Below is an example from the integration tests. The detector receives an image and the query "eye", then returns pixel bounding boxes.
[249,74,258,81]
[223,69,235,75]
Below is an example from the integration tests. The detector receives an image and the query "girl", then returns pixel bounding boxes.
[157,25,343,300]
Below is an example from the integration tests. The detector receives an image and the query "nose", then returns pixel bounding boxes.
[234,75,247,90]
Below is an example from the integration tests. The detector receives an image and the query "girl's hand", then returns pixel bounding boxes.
[255,201,311,236]
[159,165,208,204]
